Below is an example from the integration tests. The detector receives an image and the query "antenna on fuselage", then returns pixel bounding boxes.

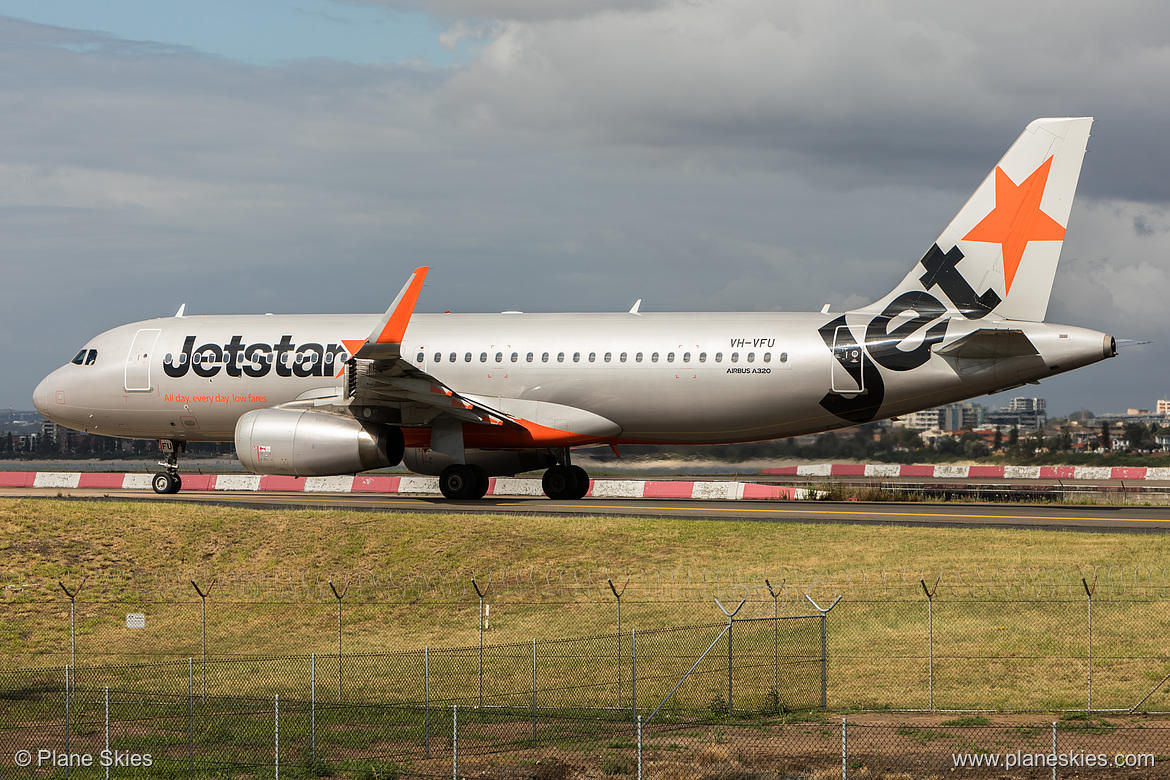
[629,299,642,315]
[174,304,186,318]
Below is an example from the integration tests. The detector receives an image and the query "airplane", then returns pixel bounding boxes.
[33,117,1116,499]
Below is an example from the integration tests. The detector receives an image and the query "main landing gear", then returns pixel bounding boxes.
[438,463,491,500]
[152,439,185,495]
[542,449,589,500]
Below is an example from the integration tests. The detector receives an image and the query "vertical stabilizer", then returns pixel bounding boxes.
[868,117,1092,323]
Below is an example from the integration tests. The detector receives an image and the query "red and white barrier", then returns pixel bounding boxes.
[762,464,1170,480]
[0,472,814,500]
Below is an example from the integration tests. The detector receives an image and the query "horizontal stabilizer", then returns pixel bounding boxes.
[934,328,1038,360]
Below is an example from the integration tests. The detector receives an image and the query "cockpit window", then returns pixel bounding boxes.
[84,350,97,365]
[71,350,86,365]
[71,349,97,366]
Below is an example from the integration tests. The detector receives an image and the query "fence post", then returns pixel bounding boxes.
[532,638,537,748]
[1083,575,1096,713]
[765,579,784,702]
[806,595,842,710]
[472,578,488,709]
[714,598,746,715]
[329,578,347,702]
[188,658,194,772]
[58,578,85,668]
[608,578,628,708]
[425,647,430,759]
[637,715,643,780]
[453,704,459,780]
[1051,721,1057,780]
[631,628,637,734]
[920,577,939,712]
[104,686,110,780]
[841,717,847,780]
[275,694,280,780]
[191,580,213,703]
[311,652,316,761]
[64,665,70,779]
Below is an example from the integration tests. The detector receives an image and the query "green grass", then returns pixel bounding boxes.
[3,499,1170,714]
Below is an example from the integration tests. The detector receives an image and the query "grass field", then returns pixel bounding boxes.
[2,498,1169,712]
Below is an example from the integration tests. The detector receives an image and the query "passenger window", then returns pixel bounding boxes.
[731,352,739,362]
[715,352,723,362]
[604,352,612,362]
[683,352,691,362]
[747,352,755,363]
[495,352,503,362]
[480,352,488,362]
[699,352,706,363]
[71,350,86,365]
[573,352,581,363]
[635,352,643,362]
[85,350,97,366]
[588,352,596,362]
[763,352,771,363]
[780,352,788,363]
[193,353,202,366]
[511,352,518,363]
[449,352,457,363]
[666,352,674,363]
[557,352,565,363]
[542,352,550,363]
[417,352,425,362]
[434,352,442,363]
[651,352,659,363]
[620,352,628,363]
[526,352,534,362]
[465,353,472,362]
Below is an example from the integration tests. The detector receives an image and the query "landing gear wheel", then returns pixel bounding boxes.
[152,472,180,495]
[440,464,479,500]
[470,465,490,500]
[542,465,579,500]
[569,466,590,499]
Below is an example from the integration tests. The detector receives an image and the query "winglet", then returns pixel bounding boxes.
[355,267,429,360]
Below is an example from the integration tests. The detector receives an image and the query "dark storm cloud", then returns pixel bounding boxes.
[2,2,1169,415]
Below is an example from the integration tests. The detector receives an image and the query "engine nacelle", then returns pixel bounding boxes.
[403,447,554,477]
[235,408,404,477]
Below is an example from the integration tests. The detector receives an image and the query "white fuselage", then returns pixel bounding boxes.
[34,310,1113,446]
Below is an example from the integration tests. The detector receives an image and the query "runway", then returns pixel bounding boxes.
[3,487,1170,532]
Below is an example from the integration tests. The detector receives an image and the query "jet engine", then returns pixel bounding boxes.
[235,408,404,477]
[403,447,554,477]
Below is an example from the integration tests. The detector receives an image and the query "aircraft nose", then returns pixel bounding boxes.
[32,375,51,416]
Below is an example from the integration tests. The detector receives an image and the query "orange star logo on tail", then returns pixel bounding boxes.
[962,156,1065,294]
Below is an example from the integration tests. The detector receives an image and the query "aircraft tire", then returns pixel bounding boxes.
[152,472,177,494]
[439,464,477,500]
[569,466,590,499]
[542,465,578,500]
[470,465,490,500]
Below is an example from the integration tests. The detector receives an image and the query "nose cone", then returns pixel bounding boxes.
[33,374,52,417]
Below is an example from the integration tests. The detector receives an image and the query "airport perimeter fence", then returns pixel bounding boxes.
[3,624,1169,779]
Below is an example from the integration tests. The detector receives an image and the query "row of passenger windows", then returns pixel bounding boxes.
[420,350,789,365]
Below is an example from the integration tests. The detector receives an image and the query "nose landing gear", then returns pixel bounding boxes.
[152,439,185,494]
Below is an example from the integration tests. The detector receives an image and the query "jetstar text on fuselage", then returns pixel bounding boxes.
[162,335,351,379]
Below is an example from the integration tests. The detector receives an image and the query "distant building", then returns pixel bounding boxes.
[987,397,1047,430]
[903,408,944,431]
[1157,398,1170,416]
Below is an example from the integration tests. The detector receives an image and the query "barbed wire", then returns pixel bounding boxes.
[4,564,1169,603]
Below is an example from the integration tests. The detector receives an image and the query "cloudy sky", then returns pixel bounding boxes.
[2,0,1168,419]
